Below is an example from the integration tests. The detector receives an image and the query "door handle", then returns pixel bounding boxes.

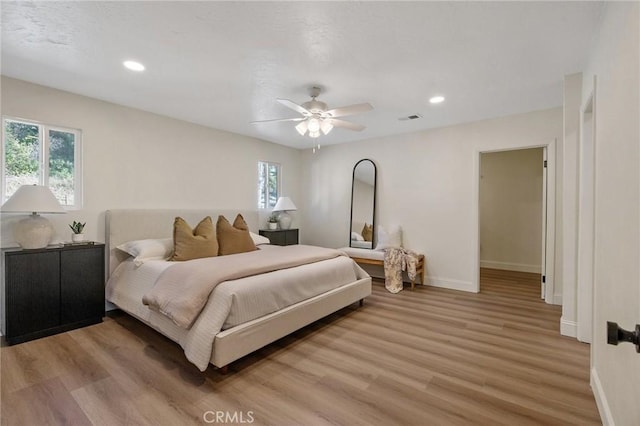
[607,321,640,353]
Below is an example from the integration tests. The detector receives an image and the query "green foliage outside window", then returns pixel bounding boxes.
[3,119,79,206]
[258,161,280,209]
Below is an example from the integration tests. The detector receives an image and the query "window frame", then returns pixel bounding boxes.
[2,116,83,209]
[257,160,281,210]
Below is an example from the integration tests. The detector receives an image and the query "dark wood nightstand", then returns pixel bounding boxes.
[2,243,105,345]
[259,229,299,246]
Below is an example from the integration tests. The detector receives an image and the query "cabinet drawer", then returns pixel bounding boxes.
[5,251,61,338]
[259,229,299,246]
[61,246,105,324]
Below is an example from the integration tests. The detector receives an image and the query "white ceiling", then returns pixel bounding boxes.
[1,1,604,150]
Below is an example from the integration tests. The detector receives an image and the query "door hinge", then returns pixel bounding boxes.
[542,275,546,283]
[543,160,548,168]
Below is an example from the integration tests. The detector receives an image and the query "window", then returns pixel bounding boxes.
[257,161,280,209]
[2,117,82,208]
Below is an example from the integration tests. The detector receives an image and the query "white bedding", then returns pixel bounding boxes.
[106,246,368,370]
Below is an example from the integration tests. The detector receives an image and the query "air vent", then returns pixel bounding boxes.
[398,114,422,121]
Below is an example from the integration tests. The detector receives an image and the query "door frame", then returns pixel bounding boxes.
[576,79,597,343]
[471,139,557,304]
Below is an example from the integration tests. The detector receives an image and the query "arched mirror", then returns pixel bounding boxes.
[350,159,377,249]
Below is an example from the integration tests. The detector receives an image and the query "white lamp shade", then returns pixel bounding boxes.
[295,120,308,136]
[1,185,66,213]
[320,120,334,135]
[273,196,297,212]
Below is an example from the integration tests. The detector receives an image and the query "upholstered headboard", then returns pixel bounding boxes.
[105,209,259,276]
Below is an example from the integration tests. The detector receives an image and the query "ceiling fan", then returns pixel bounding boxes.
[251,87,373,138]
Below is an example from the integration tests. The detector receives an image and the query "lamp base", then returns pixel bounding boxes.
[14,213,54,249]
[278,212,292,230]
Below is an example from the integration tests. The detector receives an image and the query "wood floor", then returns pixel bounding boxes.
[1,268,600,425]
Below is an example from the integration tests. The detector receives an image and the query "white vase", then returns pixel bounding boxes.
[278,211,292,230]
[72,233,85,242]
[268,222,278,230]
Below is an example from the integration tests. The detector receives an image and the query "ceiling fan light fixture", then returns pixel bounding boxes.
[254,87,373,139]
[307,117,321,133]
[295,120,308,136]
[320,120,333,135]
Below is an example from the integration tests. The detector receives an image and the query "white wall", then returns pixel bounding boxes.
[300,107,563,294]
[0,77,303,247]
[480,148,543,273]
[581,3,640,424]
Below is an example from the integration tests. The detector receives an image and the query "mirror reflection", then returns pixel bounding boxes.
[350,159,377,249]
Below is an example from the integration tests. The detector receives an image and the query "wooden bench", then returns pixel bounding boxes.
[340,247,425,290]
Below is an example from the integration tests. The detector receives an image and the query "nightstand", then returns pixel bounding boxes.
[2,243,105,345]
[259,229,299,246]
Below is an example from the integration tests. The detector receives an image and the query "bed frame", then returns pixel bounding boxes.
[106,209,371,370]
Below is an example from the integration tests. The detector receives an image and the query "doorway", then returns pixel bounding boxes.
[479,148,546,293]
[472,140,556,303]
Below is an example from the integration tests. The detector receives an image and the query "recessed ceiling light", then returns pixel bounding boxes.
[429,95,445,104]
[123,60,145,72]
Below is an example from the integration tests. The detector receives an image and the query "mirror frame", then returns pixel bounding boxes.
[349,159,377,249]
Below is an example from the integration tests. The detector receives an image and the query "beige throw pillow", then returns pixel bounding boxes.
[217,214,257,256]
[170,216,218,261]
[361,223,373,242]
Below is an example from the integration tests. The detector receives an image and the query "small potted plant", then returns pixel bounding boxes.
[267,213,279,230]
[69,221,86,242]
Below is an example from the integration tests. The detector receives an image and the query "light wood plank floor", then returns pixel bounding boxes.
[1,269,600,425]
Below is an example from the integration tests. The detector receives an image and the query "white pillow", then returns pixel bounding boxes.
[116,238,173,266]
[250,232,271,245]
[375,225,402,250]
[351,232,364,241]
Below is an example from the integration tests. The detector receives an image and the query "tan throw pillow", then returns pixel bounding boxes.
[170,216,218,261]
[362,223,373,242]
[217,214,257,256]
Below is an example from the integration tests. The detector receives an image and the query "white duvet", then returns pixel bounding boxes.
[106,246,367,370]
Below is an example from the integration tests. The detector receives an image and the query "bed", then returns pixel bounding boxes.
[105,209,371,371]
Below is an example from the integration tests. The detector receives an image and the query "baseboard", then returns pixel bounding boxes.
[560,317,577,337]
[591,367,614,425]
[355,264,475,293]
[560,318,578,337]
[480,260,541,274]
[426,276,476,293]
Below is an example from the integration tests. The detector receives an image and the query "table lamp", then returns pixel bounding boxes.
[272,196,297,230]
[1,185,66,249]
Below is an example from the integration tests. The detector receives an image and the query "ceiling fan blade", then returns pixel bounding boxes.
[251,117,306,124]
[277,99,312,116]
[324,103,373,118]
[328,118,366,132]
